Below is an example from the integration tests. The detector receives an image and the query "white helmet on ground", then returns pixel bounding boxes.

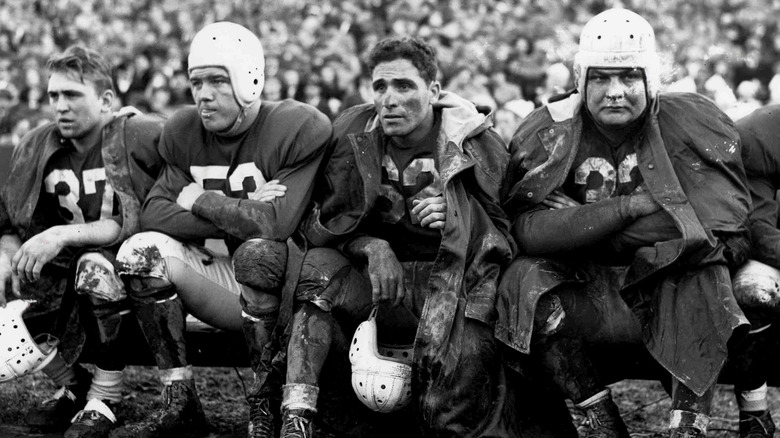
[574,8,661,98]
[349,306,413,413]
[0,300,58,382]
[188,21,265,108]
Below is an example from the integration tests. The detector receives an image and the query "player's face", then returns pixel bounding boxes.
[585,68,648,128]
[189,67,241,132]
[48,71,109,140]
[372,58,440,144]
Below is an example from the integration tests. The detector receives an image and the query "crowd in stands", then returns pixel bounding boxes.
[0,0,779,147]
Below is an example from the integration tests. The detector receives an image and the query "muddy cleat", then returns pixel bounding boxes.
[65,399,120,438]
[247,396,280,438]
[26,384,88,432]
[280,409,314,438]
[740,410,776,438]
[108,379,206,438]
[578,397,630,438]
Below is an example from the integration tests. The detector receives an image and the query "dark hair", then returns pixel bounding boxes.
[367,36,438,84]
[46,45,115,95]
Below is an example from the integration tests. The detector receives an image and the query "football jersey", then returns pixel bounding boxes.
[36,140,121,227]
[564,119,680,253]
[562,119,644,204]
[364,115,443,261]
[141,100,332,248]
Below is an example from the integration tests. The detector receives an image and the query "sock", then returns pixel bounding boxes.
[42,354,79,387]
[670,410,709,433]
[159,365,193,386]
[575,388,611,409]
[737,383,768,413]
[282,383,319,412]
[86,367,124,404]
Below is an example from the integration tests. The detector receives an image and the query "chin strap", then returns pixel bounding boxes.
[218,100,258,137]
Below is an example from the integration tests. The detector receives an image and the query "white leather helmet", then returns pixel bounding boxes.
[732,259,780,316]
[0,300,58,382]
[188,21,265,108]
[349,306,414,413]
[574,8,661,98]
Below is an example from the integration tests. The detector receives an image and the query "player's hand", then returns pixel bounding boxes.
[542,190,580,210]
[11,228,65,284]
[0,249,20,307]
[248,180,287,202]
[366,244,405,307]
[412,195,447,229]
[176,182,206,211]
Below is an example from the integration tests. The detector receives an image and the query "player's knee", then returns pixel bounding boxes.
[116,231,173,278]
[233,238,287,293]
[115,232,180,302]
[733,260,780,319]
[74,252,126,304]
[295,248,354,312]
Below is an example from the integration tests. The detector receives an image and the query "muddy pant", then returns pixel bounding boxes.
[283,250,514,436]
[531,265,714,414]
[729,260,780,393]
[116,231,244,330]
[21,250,127,370]
[233,239,365,401]
[116,231,246,375]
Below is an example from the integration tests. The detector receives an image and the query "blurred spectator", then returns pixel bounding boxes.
[0,87,18,133]
[493,106,522,145]
[263,76,283,101]
[767,61,780,105]
[535,62,572,106]
[490,71,523,107]
[446,67,497,111]
[341,73,372,111]
[281,68,303,101]
[0,0,776,148]
[149,86,176,117]
[301,74,336,119]
[168,70,193,106]
[666,59,704,94]
[704,58,734,102]
[727,79,763,121]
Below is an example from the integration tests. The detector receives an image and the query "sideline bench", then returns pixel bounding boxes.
[72,308,780,388]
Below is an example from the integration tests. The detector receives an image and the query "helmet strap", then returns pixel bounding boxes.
[217,100,256,137]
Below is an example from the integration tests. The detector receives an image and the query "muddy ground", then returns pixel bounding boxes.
[0,366,776,437]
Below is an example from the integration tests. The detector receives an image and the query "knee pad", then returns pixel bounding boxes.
[733,260,780,323]
[75,252,126,303]
[116,231,172,279]
[116,232,178,300]
[233,238,287,293]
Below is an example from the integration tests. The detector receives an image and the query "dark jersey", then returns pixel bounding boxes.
[562,119,643,204]
[563,119,679,257]
[36,140,121,227]
[141,99,332,249]
[364,115,443,261]
[738,105,780,268]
